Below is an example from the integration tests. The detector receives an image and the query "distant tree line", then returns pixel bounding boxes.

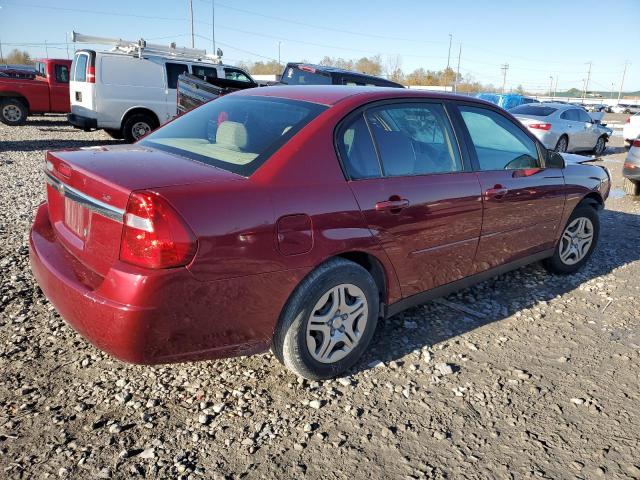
[236,54,507,93]
[1,49,34,65]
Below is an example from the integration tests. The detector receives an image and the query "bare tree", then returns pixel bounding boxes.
[385,55,404,83]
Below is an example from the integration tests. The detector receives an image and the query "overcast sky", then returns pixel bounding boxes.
[1,0,638,92]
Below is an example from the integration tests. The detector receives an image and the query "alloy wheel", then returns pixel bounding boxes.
[559,217,594,265]
[2,104,22,123]
[305,283,368,364]
[555,137,568,153]
[595,137,605,155]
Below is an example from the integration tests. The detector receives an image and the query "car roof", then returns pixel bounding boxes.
[232,85,495,107]
[520,102,574,110]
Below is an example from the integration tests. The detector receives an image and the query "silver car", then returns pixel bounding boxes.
[623,137,640,196]
[510,103,611,155]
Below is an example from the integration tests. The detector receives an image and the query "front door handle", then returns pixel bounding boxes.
[375,197,409,212]
[484,186,509,200]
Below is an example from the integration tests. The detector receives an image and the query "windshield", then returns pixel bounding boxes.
[510,105,557,116]
[140,96,327,176]
[281,66,332,85]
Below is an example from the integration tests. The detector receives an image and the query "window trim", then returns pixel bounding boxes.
[54,64,69,84]
[449,100,547,171]
[333,98,470,181]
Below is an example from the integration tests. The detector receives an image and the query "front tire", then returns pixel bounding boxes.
[543,205,599,274]
[593,136,606,156]
[623,178,640,196]
[0,98,27,126]
[272,258,379,380]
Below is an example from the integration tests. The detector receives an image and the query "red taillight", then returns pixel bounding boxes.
[120,191,197,269]
[633,139,640,147]
[86,66,96,83]
[626,117,631,123]
[624,162,637,169]
[529,123,551,131]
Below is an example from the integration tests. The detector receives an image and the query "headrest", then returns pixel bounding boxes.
[216,121,248,151]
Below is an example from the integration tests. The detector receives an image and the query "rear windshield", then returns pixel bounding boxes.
[281,66,332,85]
[140,96,327,176]
[509,105,557,116]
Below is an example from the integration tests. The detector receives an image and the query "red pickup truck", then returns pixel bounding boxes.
[0,59,71,126]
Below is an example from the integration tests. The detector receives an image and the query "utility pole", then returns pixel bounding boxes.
[610,82,614,99]
[278,41,282,66]
[582,61,592,100]
[581,78,586,102]
[454,43,461,93]
[45,40,49,59]
[554,76,558,98]
[65,33,70,59]
[211,0,216,54]
[0,38,4,64]
[500,63,509,94]
[549,76,553,98]
[618,61,628,103]
[189,0,195,48]
[446,34,452,71]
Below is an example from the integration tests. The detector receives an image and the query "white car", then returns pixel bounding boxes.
[623,113,640,147]
[67,35,254,142]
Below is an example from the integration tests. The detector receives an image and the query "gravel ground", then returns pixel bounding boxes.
[1,115,639,480]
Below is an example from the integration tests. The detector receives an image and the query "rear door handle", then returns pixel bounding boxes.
[375,198,409,212]
[484,187,509,200]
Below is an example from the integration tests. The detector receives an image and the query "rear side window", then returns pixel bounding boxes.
[459,105,539,171]
[166,63,189,89]
[193,65,217,78]
[510,105,556,116]
[55,65,69,83]
[339,115,381,179]
[365,103,462,176]
[282,66,332,85]
[140,96,327,176]
[73,54,87,82]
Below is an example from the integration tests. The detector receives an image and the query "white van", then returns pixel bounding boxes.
[68,49,254,142]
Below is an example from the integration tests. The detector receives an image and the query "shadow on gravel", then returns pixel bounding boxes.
[0,139,123,153]
[26,119,70,127]
[351,208,640,376]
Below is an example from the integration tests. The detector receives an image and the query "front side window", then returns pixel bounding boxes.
[339,114,381,179]
[577,109,592,123]
[459,105,539,171]
[55,65,69,83]
[365,103,462,176]
[166,63,189,89]
[561,109,580,121]
[140,96,326,176]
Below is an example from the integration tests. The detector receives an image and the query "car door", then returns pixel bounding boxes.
[50,63,70,113]
[452,103,566,272]
[165,62,189,120]
[576,108,598,149]
[338,101,483,297]
[561,108,587,150]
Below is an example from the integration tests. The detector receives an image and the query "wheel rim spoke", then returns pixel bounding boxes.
[559,216,594,265]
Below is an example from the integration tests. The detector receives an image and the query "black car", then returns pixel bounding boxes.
[280,63,403,88]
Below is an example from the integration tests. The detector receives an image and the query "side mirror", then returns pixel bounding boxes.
[546,150,565,169]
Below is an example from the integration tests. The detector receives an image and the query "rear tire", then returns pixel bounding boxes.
[272,258,379,380]
[122,113,158,143]
[543,205,599,275]
[0,98,27,126]
[554,135,568,153]
[623,178,640,196]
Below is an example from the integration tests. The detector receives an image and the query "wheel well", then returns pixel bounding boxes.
[0,93,29,110]
[337,251,387,308]
[121,108,159,128]
[579,192,604,211]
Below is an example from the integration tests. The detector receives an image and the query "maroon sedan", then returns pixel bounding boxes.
[30,86,610,379]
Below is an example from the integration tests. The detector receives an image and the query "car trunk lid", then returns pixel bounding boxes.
[45,144,243,277]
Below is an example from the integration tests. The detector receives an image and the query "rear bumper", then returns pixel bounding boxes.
[67,113,97,131]
[29,202,302,364]
[623,166,640,181]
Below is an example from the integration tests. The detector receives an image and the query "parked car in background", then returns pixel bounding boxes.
[623,137,640,196]
[0,58,71,125]
[612,104,640,114]
[584,104,607,112]
[0,65,36,80]
[30,86,609,379]
[623,113,640,147]
[510,103,611,155]
[67,32,251,142]
[475,92,539,111]
[280,62,403,88]
[176,70,259,115]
